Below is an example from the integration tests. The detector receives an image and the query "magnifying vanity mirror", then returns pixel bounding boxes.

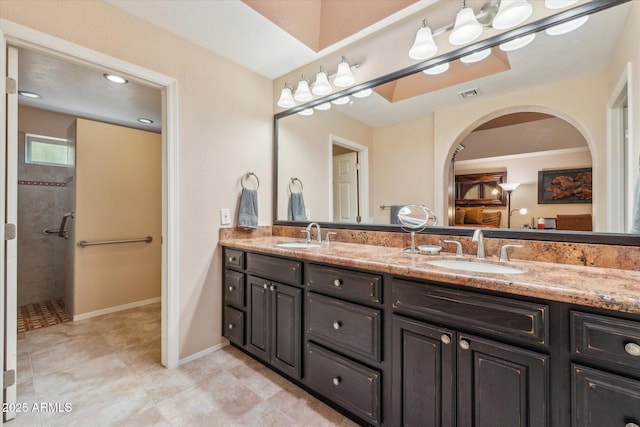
[397,205,438,253]
[274,0,639,245]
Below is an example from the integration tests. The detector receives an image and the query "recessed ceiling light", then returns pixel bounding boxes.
[18,90,42,99]
[103,73,128,84]
[137,118,154,124]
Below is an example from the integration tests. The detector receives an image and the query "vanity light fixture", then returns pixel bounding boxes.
[314,102,331,111]
[545,15,589,35]
[294,76,313,102]
[297,108,314,116]
[409,19,438,60]
[311,67,332,96]
[352,88,373,98]
[423,62,450,75]
[492,0,533,30]
[18,90,42,99]
[277,83,296,108]
[460,48,492,64]
[544,0,579,9]
[137,118,154,124]
[449,0,483,46]
[499,32,536,51]
[103,73,128,84]
[333,57,356,87]
[331,95,350,105]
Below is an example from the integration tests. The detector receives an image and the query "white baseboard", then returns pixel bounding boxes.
[178,340,229,366]
[73,297,161,321]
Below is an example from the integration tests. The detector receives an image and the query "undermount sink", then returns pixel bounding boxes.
[274,241,322,249]
[426,259,525,274]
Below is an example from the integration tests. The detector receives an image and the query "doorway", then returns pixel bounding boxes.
[1,19,179,422]
[330,134,370,223]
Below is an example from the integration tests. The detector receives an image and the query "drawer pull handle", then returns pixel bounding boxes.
[263,283,268,290]
[228,257,237,262]
[626,423,639,427]
[332,376,341,386]
[441,334,451,345]
[270,285,276,292]
[333,321,342,330]
[228,323,234,330]
[459,339,470,350]
[228,286,235,291]
[333,279,342,287]
[625,342,640,356]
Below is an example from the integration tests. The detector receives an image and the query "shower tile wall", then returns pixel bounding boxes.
[17,133,70,306]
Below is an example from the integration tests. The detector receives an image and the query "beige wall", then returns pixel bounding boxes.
[72,119,161,315]
[371,114,435,224]
[456,148,593,229]
[278,110,373,222]
[433,72,608,230]
[0,0,273,358]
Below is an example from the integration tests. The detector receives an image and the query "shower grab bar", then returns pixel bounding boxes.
[77,236,153,248]
[43,211,74,239]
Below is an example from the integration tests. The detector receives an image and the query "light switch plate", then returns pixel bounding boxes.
[220,208,231,225]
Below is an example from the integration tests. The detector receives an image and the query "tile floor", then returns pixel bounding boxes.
[12,303,358,427]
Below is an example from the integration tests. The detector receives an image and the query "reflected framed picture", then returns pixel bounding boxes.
[538,167,592,204]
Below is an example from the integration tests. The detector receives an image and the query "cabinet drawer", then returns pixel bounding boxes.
[572,364,640,427]
[306,342,381,426]
[307,264,382,305]
[306,292,381,363]
[247,253,302,286]
[224,270,245,308]
[224,249,244,270]
[571,311,640,372]
[224,306,244,347]
[392,278,549,347]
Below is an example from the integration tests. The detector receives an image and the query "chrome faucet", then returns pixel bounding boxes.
[306,222,322,243]
[472,229,485,259]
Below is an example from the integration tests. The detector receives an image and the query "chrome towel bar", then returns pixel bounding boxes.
[77,236,152,248]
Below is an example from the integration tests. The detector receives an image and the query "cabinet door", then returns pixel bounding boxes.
[247,275,270,362]
[270,282,302,378]
[457,333,549,427]
[392,315,455,427]
[572,364,640,427]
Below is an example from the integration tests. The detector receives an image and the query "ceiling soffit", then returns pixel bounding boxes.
[242,0,417,52]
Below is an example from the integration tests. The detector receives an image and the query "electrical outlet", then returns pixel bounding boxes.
[220,208,231,225]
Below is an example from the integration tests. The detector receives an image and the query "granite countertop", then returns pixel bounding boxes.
[220,236,640,315]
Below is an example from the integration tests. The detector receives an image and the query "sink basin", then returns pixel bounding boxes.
[426,259,525,274]
[274,242,322,249]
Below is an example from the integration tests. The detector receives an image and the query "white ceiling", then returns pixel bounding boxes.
[14,1,631,135]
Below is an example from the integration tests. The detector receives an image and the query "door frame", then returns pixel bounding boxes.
[328,134,370,223]
[0,19,180,369]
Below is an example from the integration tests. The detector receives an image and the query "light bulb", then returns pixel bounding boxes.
[449,7,483,45]
[409,21,438,60]
[493,0,533,30]
[499,33,536,51]
[545,15,589,36]
[460,48,491,64]
[518,207,528,215]
[334,57,356,87]
[276,86,295,108]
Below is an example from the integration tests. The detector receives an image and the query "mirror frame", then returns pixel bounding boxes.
[273,0,640,246]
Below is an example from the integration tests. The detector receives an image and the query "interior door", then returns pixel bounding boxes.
[332,151,359,222]
[2,43,19,423]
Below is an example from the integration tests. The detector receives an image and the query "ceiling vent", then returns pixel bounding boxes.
[458,88,481,99]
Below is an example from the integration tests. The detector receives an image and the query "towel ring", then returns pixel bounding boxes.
[289,177,303,194]
[241,172,260,190]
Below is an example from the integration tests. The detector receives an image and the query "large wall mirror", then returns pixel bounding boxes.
[274,0,639,244]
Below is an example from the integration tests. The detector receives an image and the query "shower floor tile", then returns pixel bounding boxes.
[17,299,71,333]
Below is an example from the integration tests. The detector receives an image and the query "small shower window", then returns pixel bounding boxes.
[25,134,69,167]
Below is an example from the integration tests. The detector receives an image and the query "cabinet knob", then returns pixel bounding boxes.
[228,323,234,330]
[333,279,342,287]
[625,423,639,427]
[441,334,451,345]
[263,283,268,289]
[332,376,341,386]
[333,321,342,330]
[270,285,276,292]
[625,342,640,357]
[459,339,470,350]
[228,256,236,262]
[228,285,235,292]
